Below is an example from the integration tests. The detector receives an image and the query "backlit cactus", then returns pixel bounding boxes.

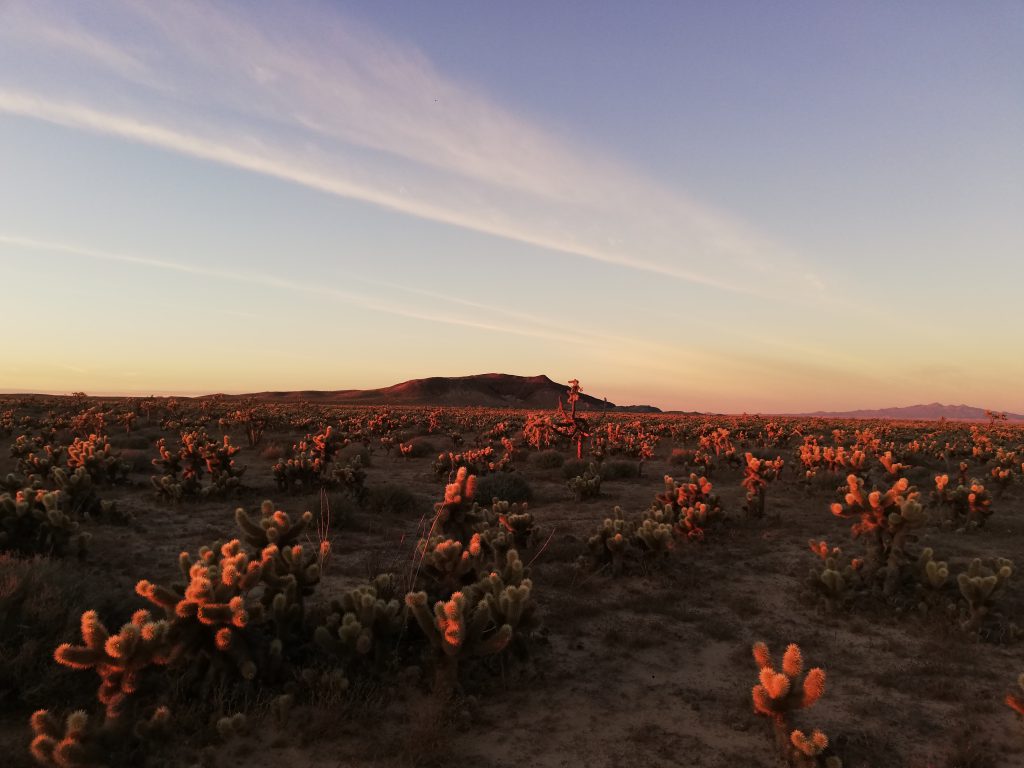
[53,610,172,718]
[635,518,674,561]
[416,534,485,592]
[567,462,602,501]
[1006,673,1024,719]
[52,467,121,521]
[587,507,635,576]
[0,487,88,557]
[752,642,826,719]
[135,539,265,681]
[28,707,168,768]
[741,453,785,518]
[314,579,405,667]
[235,499,313,549]
[152,431,246,500]
[65,434,129,485]
[831,475,924,594]
[751,642,840,766]
[405,589,512,690]
[957,557,1013,633]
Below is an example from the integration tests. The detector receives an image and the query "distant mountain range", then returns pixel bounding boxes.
[792,403,1024,422]
[232,373,662,412]
[6,379,1020,422]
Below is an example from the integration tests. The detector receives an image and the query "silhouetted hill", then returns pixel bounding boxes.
[794,403,1024,422]
[238,374,661,412]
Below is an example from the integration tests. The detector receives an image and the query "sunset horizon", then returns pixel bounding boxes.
[2,6,1023,765]
[2,1,1022,413]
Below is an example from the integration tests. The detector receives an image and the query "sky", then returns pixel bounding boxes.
[0,1,1022,413]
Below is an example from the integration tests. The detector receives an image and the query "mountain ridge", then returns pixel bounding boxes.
[788,402,1024,422]
[228,373,662,412]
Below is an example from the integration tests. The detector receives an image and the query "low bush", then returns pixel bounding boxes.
[601,460,638,481]
[561,459,587,480]
[0,554,125,711]
[474,472,533,504]
[531,449,565,469]
[366,483,427,517]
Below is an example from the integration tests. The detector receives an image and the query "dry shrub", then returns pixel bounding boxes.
[0,554,125,711]
[366,483,427,517]
[259,441,288,461]
[530,449,565,469]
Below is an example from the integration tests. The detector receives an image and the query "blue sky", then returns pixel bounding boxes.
[1,1,1021,411]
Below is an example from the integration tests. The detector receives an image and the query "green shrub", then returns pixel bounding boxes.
[668,448,696,466]
[474,473,533,504]
[110,434,151,451]
[119,448,152,474]
[367,483,427,517]
[531,449,565,469]
[339,444,372,467]
[0,554,124,711]
[561,459,587,480]
[323,492,360,530]
[601,460,638,481]
[402,438,437,459]
[259,441,287,461]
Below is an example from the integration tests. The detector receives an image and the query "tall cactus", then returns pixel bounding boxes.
[751,642,841,766]
[53,610,172,719]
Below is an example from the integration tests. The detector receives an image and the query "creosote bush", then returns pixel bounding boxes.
[473,473,533,505]
[530,449,565,469]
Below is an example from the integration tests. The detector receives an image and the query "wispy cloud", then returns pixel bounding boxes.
[0,0,817,297]
[0,234,594,346]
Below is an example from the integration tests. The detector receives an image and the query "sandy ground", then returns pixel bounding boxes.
[3,418,1023,768]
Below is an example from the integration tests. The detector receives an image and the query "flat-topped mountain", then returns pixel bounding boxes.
[795,403,1024,421]
[236,373,661,412]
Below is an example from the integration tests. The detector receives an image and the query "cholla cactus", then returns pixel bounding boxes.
[751,642,840,766]
[467,569,538,658]
[962,480,993,528]
[52,468,120,521]
[314,581,405,667]
[53,610,172,718]
[587,507,634,576]
[135,539,265,681]
[434,466,478,540]
[326,455,367,503]
[11,435,65,479]
[752,642,826,718]
[66,434,129,485]
[790,729,842,768]
[989,466,1013,497]
[915,548,949,590]
[957,557,1013,633]
[741,453,785,519]
[405,589,512,691]
[877,451,908,479]
[930,474,953,513]
[433,447,502,477]
[1006,673,1024,719]
[29,706,170,768]
[807,541,862,612]
[259,540,327,632]
[416,534,485,591]
[152,432,246,500]
[235,500,313,549]
[567,463,602,502]
[487,499,537,551]
[635,519,674,561]
[648,473,722,541]
[30,709,98,768]
[0,487,88,557]
[831,475,924,594]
